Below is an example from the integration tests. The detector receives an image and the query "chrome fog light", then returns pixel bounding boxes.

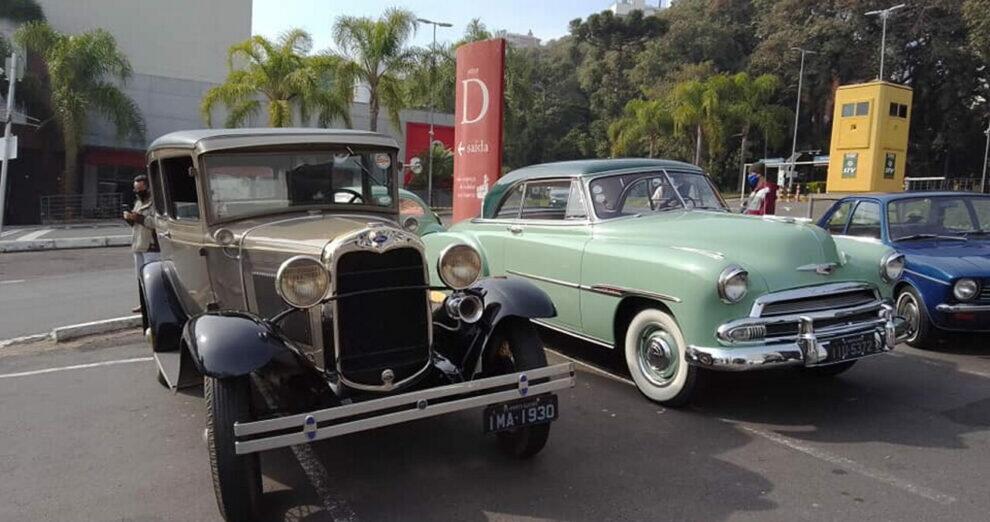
[726,324,766,342]
[953,278,979,301]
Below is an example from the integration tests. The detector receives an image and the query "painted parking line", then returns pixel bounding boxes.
[16,229,52,241]
[0,356,153,380]
[0,229,19,238]
[0,279,25,285]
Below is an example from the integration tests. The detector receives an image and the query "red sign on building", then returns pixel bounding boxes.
[403,122,454,186]
[453,39,506,222]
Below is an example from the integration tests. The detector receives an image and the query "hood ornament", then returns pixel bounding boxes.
[797,262,837,275]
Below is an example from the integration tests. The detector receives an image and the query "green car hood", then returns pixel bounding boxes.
[594,211,849,292]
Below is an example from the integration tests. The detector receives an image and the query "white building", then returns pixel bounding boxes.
[608,0,671,17]
[504,31,541,49]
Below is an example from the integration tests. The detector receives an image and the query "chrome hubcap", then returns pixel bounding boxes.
[896,293,920,342]
[637,326,679,387]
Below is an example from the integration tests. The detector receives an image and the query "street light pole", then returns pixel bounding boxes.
[865,3,906,80]
[0,52,18,236]
[416,18,452,208]
[789,47,816,188]
[981,118,990,194]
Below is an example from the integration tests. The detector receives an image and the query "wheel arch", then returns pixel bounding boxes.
[613,296,675,349]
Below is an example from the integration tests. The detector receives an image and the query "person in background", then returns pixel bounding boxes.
[743,163,778,216]
[123,174,159,313]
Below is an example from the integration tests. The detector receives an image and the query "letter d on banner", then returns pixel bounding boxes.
[453,39,505,223]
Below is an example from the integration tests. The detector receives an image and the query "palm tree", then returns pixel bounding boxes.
[15,22,144,194]
[669,79,713,165]
[608,98,672,158]
[201,29,351,128]
[708,73,789,194]
[333,8,418,132]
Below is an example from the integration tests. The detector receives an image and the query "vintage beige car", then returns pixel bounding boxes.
[139,128,573,522]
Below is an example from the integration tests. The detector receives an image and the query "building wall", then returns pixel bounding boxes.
[36,0,252,84]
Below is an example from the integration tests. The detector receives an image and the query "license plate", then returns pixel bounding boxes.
[826,332,881,362]
[484,394,558,433]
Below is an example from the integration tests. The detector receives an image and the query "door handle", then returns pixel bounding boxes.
[507,225,523,234]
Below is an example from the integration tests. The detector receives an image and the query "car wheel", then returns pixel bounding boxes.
[624,308,699,407]
[485,318,551,459]
[205,376,262,522]
[896,286,937,349]
[802,360,857,377]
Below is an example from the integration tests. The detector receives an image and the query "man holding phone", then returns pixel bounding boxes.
[123,174,159,313]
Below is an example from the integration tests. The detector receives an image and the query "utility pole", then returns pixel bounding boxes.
[0,52,19,235]
[789,47,816,188]
[416,18,452,207]
[865,3,906,80]
[982,119,990,194]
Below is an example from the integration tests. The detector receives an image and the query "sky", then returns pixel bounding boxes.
[251,0,619,51]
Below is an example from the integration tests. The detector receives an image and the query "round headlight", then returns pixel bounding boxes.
[717,265,749,303]
[437,244,482,290]
[402,216,420,233]
[953,278,979,301]
[275,256,329,309]
[880,252,905,283]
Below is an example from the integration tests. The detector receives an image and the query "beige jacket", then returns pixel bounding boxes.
[129,197,158,253]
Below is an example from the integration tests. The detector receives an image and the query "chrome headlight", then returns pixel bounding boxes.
[437,244,482,290]
[275,256,329,309]
[880,252,905,283]
[402,215,420,233]
[717,265,749,303]
[953,278,979,301]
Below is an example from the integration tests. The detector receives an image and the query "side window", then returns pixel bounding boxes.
[855,101,870,116]
[841,103,855,117]
[520,180,571,220]
[826,201,854,234]
[847,201,881,239]
[564,181,588,220]
[147,160,166,216]
[494,183,524,219]
[971,198,990,229]
[161,156,199,220]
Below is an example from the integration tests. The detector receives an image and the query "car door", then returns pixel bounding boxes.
[155,153,213,315]
[503,179,592,330]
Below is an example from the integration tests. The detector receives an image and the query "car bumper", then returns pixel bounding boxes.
[232,363,575,455]
[935,303,990,313]
[686,309,908,372]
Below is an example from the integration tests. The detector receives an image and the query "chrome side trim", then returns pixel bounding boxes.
[584,284,682,304]
[532,318,613,349]
[234,362,576,454]
[750,282,879,318]
[505,269,582,289]
[936,303,990,312]
[904,269,951,286]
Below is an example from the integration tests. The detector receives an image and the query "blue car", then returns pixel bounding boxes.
[818,192,990,347]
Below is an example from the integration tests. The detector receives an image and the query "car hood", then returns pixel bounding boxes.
[897,239,990,280]
[224,213,395,256]
[595,211,849,291]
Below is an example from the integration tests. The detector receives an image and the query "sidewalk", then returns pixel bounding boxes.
[0,222,130,253]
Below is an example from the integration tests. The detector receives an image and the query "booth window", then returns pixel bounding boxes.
[841,103,855,117]
[855,102,870,116]
[889,103,908,118]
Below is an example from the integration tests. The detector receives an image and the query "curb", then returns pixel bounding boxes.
[0,315,142,348]
[0,235,130,253]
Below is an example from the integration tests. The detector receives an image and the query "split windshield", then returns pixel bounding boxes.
[203,149,396,221]
[589,171,727,219]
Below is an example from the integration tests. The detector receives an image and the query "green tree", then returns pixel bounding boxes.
[608,98,672,158]
[669,79,718,165]
[201,30,351,128]
[0,0,44,23]
[15,22,145,193]
[333,8,418,132]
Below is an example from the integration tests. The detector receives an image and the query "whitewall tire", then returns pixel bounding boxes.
[623,308,698,407]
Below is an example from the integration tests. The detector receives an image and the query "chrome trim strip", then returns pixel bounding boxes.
[532,318,613,349]
[505,269,582,289]
[719,300,883,345]
[584,284,683,304]
[233,362,576,454]
[750,282,879,318]
[936,303,990,312]
[904,269,951,286]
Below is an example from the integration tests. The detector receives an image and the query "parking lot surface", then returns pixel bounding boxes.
[1,330,989,521]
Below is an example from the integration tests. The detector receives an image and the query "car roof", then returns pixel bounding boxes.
[482,158,703,218]
[148,128,399,154]
[834,191,988,203]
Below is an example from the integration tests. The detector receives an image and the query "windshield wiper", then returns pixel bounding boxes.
[892,233,968,242]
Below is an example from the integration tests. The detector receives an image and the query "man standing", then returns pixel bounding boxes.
[123,174,159,313]
[743,164,778,216]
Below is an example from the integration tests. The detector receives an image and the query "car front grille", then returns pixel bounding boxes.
[979,279,990,303]
[759,288,878,317]
[755,284,882,340]
[331,247,430,387]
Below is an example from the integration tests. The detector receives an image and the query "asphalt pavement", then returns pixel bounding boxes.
[1,327,989,521]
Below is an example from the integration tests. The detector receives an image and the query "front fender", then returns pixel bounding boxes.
[475,277,556,324]
[139,261,188,353]
[182,312,288,379]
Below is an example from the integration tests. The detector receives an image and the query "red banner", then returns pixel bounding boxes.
[453,39,505,222]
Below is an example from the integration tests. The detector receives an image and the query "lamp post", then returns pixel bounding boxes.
[865,3,906,80]
[416,17,452,207]
[788,47,816,188]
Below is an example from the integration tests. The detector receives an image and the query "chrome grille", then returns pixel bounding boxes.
[979,279,990,303]
[759,289,878,317]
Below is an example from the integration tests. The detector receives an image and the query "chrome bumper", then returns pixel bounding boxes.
[936,303,990,312]
[233,363,575,455]
[687,306,907,372]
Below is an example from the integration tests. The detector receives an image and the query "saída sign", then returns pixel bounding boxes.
[453,38,506,222]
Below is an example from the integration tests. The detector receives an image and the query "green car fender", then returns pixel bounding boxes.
[831,236,898,300]
[421,230,492,286]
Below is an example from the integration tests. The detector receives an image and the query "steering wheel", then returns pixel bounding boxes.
[680,195,698,208]
[333,189,364,204]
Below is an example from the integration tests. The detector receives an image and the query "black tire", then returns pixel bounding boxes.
[623,308,699,407]
[896,286,938,349]
[802,360,857,377]
[485,318,552,459]
[205,376,262,522]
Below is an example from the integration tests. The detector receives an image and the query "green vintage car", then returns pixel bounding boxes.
[423,159,907,406]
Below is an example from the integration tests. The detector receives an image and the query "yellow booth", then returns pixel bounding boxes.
[826,81,913,193]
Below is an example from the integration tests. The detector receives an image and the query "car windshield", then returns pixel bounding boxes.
[203,149,396,221]
[887,196,990,241]
[588,171,727,219]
